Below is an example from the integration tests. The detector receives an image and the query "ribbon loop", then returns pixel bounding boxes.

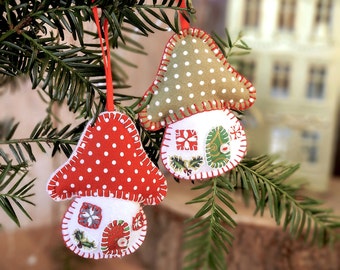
[92,6,114,112]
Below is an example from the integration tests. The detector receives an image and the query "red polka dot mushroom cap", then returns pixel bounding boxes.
[138,28,256,131]
[47,111,167,205]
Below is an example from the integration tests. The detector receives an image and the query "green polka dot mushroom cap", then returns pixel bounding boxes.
[139,28,256,131]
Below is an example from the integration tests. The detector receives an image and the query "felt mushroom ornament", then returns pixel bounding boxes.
[46,6,167,259]
[138,27,256,180]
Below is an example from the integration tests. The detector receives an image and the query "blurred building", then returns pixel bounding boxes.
[225,0,340,191]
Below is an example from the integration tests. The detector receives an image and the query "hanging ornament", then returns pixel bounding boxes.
[46,6,167,259]
[138,7,256,180]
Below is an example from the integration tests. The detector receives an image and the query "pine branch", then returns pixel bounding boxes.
[0,163,35,227]
[235,155,340,246]
[183,177,237,270]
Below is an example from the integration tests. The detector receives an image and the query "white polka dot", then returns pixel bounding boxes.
[169,109,174,114]
[120,135,124,140]
[212,90,216,94]
[104,151,109,156]
[134,169,139,174]
[198,70,203,75]
[120,152,124,157]
[164,76,168,81]
[180,107,184,111]
[196,59,201,64]
[79,176,83,181]
[155,101,160,106]
[127,160,132,165]
[205,49,209,53]
[118,185,123,190]
[211,79,216,84]
[111,177,116,182]
[210,68,214,73]
[104,134,109,139]
[127,144,131,149]
[164,87,169,92]
[201,91,206,96]
[191,104,195,109]
[96,142,101,148]
[55,182,59,186]
[199,81,205,86]
[220,67,225,72]
[186,72,191,77]
[185,61,190,66]
[147,115,152,120]
[112,160,116,165]
[127,177,132,182]
[71,167,76,172]
[96,126,101,131]
[88,151,93,156]
[103,168,108,173]
[181,40,186,45]
[230,99,234,103]
[154,90,159,95]
[80,159,84,164]
[158,112,163,117]
[173,63,178,68]
[188,82,193,87]
[177,96,183,101]
[87,168,92,173]
[166,98,171,103]
[95,176,99,181]
[172,53,177,58]
[174,73,179,79]
[192,39,197,43]
[194,49,199,54]
[112,126,117,131]
[133,186,138,190]
[146,186,150,191]
[232,77,236,81]
[239,98,244,103]
[176,84,181,90]
[222,77,227,82]
[241,88,245,92]
[141,177,145,182]
[63,174,67,179]
[70,183,75,188]
[96,159,100,165]
[232,88,237,93]
[86,184,91,189]
[183,50,188,55]
[189,93,194,98]
[88,134,93,139]
[207,58,212,63]
[112,143,117,148]
[81,143,85,148]
[102,185,107,190]
[222,89,227,93]
[119,169,124,174]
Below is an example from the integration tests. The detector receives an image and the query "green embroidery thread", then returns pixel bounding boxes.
[206,126,230,168]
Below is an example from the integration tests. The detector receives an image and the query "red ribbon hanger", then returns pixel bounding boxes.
[92,6,114,112]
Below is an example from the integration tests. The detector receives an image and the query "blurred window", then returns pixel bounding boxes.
[232,59,256,83]
[307,66,326,99]
[301,130,320,163]
[278,0,296,31]
[244,0,261,28]
[271,62,290,98]
[315,0,333,26]
[270,126,292,156]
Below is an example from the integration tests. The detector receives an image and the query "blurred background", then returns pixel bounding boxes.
[0,0,339,269]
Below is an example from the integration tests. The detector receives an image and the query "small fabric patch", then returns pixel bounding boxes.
[161,110,246,180]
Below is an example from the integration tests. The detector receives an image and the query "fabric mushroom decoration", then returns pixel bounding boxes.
[138,28,256,180]
[47,111,167,258]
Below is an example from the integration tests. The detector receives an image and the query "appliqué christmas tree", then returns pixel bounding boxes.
[138,28,256,180]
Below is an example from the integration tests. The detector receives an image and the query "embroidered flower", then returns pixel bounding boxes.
[176,129,198,150]
[78,202,102,229]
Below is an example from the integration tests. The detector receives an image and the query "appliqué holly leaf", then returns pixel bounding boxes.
[188,156,203,169]
[170,156,187,171]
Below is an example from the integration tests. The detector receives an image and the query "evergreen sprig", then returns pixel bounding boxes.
[0,163,35,227]
[183,155,340,270]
